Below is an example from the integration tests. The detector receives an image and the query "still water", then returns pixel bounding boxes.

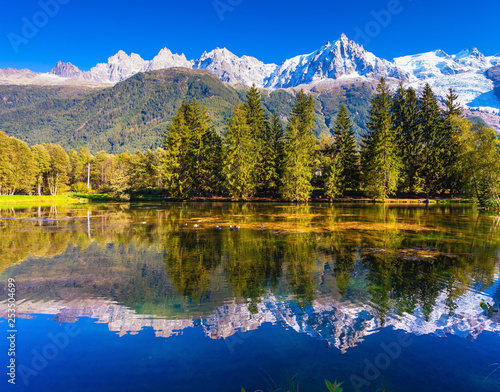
[0,202,499,391]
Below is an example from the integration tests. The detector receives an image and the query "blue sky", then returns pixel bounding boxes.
[1,0,499,72]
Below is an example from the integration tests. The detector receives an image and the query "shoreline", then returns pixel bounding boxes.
[0,194,474,206]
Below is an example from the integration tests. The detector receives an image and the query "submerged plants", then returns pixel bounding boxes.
[480,299,498,317]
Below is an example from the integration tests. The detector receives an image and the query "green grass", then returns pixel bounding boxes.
[0,194,89,205]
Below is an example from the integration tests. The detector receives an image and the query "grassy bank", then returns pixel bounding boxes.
[0,193,475,206]
[0,194,89,206]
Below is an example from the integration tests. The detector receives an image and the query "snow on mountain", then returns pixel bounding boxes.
[265,34,408,89]
[81,50,149,83]
[394,47,500,114]
[193,47,277,88]
[50,48,193,84]
[5,36,500,116]
[146,47,193,72]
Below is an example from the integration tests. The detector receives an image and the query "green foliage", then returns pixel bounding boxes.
[392,83,423,193]
[0,69,239,154]
[362,78,402,199]
[419,83,444,198]
[280,91,316,202]
[223,101,257,199]
[164,100,222,197]
[332,104,360,194]
[325,379,343,392]
[243,85,282,191]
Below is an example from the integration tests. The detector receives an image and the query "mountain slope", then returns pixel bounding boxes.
[0,69,240,153]
[0,68,376,153]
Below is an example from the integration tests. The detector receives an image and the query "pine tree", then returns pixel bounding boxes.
[223,101,257,200]
[332,104,360,195]
[268,111,284,191]
[392,84,422,193]
[243,84,275,191]
[280,91,316,202]
[186,99,222,196]
[419,83,444,200]
[362,78,402,200]
[441,87,464,194]
[164,100,221,197]
[164,101,193,197]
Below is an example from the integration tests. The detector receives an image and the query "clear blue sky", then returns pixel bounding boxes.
[1,0,499,72]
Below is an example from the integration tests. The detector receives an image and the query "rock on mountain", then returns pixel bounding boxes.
[487,65,500,101]
[193,48,277,88]
[50,48,194,84]
[7,34,500,119]
[82,50,149,83]
[265,34,408,89]
[146,47,193,72]
[49,61,84,79]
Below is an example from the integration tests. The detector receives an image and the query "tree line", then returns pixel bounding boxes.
[1,79,499,205]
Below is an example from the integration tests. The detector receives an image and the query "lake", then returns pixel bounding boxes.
[1,202,499,392]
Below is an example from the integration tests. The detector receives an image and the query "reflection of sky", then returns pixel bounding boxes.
[2,312,500,392]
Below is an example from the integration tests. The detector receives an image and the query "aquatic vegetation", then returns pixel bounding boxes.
[480,300,498,317]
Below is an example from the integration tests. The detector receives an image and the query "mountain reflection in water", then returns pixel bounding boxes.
[1,203,499,354]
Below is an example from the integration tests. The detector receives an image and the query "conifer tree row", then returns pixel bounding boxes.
[2,80,500,206]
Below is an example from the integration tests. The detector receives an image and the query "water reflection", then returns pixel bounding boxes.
[1,203,499,352]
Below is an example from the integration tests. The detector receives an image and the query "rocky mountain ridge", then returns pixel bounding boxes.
[1,34,499,116]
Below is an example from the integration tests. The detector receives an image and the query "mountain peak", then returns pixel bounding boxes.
[455,46,485,62]
[266,34,407,88]
[49,61,83,78]
[194,47,277,88]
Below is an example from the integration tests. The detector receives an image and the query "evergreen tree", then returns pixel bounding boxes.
[392,84,422,193]
[164,100,221,197]
[362,78,402,200]
[419,83,444,200]
[441,87,464,194]
[164,101,193,197]
[243,84,276,191]
[323,153,343,200]
[223,101,257,200]
[280,91,316,202]
[268,111,284,191]
[332,104,360,195]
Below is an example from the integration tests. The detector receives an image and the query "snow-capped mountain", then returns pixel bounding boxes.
[193,48,277,88]
[3,34,500,116]
[49,48,193,84]
[265,34,408,88]
[394,47,500,114]
[146,47,193,72]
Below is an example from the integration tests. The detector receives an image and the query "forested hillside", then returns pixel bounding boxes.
[0,68,373,153]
